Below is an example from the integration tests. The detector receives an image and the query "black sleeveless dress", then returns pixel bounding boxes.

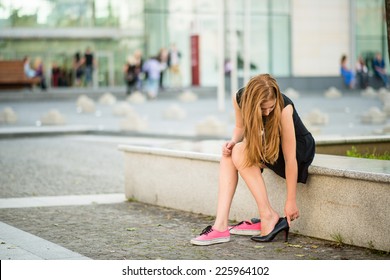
[236,88,315,183]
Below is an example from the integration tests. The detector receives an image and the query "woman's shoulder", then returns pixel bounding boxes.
[281,93,293,108]
[235,87,245,106]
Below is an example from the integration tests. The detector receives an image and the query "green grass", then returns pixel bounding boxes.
[346,146,390,160]
[330,233,344,247]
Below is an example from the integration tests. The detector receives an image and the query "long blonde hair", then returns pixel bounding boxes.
[240,74,284,167]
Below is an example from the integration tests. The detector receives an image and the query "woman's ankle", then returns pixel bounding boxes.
[259,209,279,221]
[212,221,229,232]
[258,212,280,236]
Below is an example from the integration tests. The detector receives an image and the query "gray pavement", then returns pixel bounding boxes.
[0,86,389,260]
[0,85,389,138]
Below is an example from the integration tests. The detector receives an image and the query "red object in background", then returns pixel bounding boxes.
[191,34,200,86]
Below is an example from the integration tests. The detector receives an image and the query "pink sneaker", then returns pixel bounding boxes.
[229,218,261,236]
[190,225,230,246]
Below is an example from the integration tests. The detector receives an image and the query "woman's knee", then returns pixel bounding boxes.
[220,153,233,165]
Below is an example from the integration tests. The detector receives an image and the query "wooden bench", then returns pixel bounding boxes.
[0,60,41,90]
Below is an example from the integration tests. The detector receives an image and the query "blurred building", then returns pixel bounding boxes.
[0,0,386,89]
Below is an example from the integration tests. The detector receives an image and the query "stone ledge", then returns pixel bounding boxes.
[0,125,98,138]
[315,135,390,145]
[315,135,390,156]
[119,145,390,183]
[119,145,390,251]
[310,154,390,183]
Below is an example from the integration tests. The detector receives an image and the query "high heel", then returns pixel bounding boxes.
[251,217,289,242]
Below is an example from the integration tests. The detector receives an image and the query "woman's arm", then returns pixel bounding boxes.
[280,104,299,225]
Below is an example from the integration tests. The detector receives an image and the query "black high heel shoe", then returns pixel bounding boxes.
[251,217,289,242]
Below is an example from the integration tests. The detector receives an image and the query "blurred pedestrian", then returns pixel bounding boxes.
[123,55,138,95]
[167,43,182,88]
[133,49,144,91]
[33,57,47,90]
[340,55,355,89]
[158,47,169,90]
[23,56,36,78]
[51,62,60,87]
[83,47,96,87]
[142,55,161,99]
[73,52,84,87]
[373,52,388,87]
[355,55,368,89]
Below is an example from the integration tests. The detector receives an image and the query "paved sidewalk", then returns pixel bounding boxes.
[0,86,388,138]
[0,87,389,260]
[0,221,90,260]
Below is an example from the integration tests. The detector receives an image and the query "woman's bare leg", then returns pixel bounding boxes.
[212,155,239,232]
[231,143,280,236]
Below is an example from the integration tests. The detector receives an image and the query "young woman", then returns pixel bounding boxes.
[340,55,355,89]
[191,74,315,245]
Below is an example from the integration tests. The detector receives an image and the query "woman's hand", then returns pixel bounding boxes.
[285,199,299,226]
[222,140,236,157]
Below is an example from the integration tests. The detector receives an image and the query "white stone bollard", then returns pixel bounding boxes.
[0,107,18,124]
[378,91,390,104]
[76,95,96,113]
[40,109,66,125]
[195,115,227,137]
[127,91,146,104]
[178,90,198,102]
[361,87,378,98]
[324,87,342,99]
[284,87,300,99]
[120,110,148,132]
[378,87,389,96]
[361,107,387,124]
[304,109,329,125]
[99,92,117,105]
[383,102,390,117]
[162,104,187,120]
[112,102,135,117]
[382,124,390,134]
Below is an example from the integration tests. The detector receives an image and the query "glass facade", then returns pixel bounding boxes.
[0,0,145,87]
[355,0,388,72]
[0,0,144,28]
[0,0,386,88]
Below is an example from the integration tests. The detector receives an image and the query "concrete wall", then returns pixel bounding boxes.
[292,0,350,76]
[119,145,390,252]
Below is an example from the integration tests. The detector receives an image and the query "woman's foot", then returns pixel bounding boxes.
[190,225,230,246]
[258,212,280,237]
[251,217,289,242]
[229,218,261,235]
